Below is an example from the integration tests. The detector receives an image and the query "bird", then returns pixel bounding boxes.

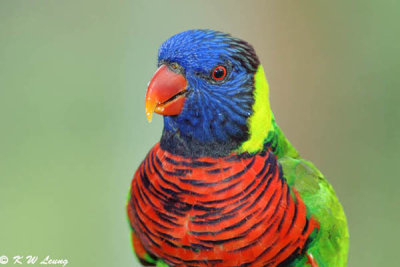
[127,29,349,267]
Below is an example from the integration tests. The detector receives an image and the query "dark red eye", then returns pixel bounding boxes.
[212,66,227,81]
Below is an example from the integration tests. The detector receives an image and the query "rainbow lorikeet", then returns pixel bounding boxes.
[127,30,349,267]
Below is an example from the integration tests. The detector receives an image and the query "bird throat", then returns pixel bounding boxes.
[160,129,246,158]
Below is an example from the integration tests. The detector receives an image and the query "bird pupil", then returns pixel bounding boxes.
[214,67,225,79]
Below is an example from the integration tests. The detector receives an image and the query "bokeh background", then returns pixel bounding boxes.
[1,1,399,266]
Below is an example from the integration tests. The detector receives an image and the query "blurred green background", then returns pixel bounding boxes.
[0,1,399,266]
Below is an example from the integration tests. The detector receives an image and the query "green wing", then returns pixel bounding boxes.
[273,124,349,267]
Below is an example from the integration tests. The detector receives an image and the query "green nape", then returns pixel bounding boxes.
[239,65,273,153]
[238,65,299,159]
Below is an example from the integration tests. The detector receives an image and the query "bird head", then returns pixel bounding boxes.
[145,30,273,157]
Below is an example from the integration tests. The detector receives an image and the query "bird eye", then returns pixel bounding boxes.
[212,66,227,81]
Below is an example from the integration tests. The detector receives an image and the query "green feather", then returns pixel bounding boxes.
[240,65,349,266]
[268,123,349,266]
[267,121,349,266]
[238,65,273,153]
[279,151,349,266]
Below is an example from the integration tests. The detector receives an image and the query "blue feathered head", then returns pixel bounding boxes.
[145,30,261,157]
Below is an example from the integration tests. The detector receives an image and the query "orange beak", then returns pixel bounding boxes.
[145,65,187,122]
